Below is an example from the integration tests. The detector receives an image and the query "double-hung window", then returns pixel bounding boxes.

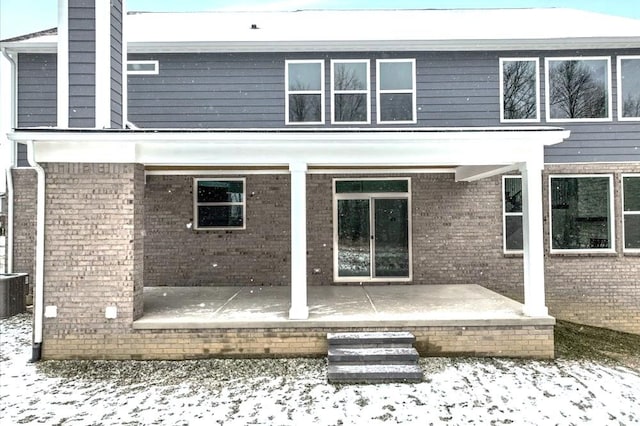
[376,59,416,124]
[285,60,324,124]
[622,175,640,251]
[549,175,614,252]
[545,57,612,122]
[499,58,539,122]
[618,56,640,120]
[503,176,523,253]
[194,178,246,230]
[331,60,370,124]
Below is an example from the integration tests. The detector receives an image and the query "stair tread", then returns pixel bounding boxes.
[328,332,415,340]
[329,347,418,356]
[329,364,422,373]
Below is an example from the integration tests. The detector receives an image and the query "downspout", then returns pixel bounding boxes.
[1,48,17,274]
[26,141,45,362]
[5,167,14,274]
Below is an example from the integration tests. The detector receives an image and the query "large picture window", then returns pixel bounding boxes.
[500,58,539,122]
[545,57,611,122]
[549,175,614,252]
[376,59,416,124]
[285,60,324,124]
[618,56,640,120]
[623,175,640,251]
[503,176,523,252]
[194,178,245,230]
[331,60,370,124]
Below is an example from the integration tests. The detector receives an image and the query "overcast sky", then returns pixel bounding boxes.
[1,0,639,39]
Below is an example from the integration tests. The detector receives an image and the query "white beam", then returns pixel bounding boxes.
[520,156,548,317]
[57,0,69,128]
[455,164,520,182]
[289,162,309,320]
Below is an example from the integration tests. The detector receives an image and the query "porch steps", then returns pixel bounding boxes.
[327,332,423,384]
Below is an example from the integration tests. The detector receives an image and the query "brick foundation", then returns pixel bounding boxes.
[41,324,554,360]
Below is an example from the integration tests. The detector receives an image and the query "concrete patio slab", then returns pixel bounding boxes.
[133,284,554,330]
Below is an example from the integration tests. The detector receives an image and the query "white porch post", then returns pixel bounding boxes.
[289,162,309,320]
[520,158,548,317]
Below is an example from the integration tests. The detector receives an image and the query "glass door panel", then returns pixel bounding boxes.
[373,198,409,277]
[337,199,370,277]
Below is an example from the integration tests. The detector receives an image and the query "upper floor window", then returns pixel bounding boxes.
[549,175,614,252]
[500,58,539,122]
[618,56,640,120]
[285,60,324,125]
[127,60,158,75]
[545,57,611,122]
[194,178,246,230]
[622,174,640,251]
[331,60,370,124]
[503,176,523,253]
[376,59,416,124]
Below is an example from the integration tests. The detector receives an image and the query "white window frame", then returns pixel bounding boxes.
[193,178,246,231]
[332,177,412,283]
[376,59,417,124]
[331,59,371,124]
[499,58,540,123]
[285,59,325,125]
[548,174,615,254]
[126,60,159,75]
[545,56,612,123]
[502,175,523,254]
[617,56,640,121]
[622,173,640,253]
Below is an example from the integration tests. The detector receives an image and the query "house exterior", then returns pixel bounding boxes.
[0,1,638,360]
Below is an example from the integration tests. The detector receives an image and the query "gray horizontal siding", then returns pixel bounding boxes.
[17,53,57,127]
[68,0,95,128]
[15,47,640,163]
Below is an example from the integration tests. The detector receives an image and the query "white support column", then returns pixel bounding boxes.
[520,158,548,317]
[289,162,309,320]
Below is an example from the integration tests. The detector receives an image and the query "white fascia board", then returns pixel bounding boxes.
[10,128,570,167]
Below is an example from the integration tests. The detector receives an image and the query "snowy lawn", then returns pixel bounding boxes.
[1,313,639,425]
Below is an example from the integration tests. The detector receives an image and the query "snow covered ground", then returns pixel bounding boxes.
[1,313,639,425]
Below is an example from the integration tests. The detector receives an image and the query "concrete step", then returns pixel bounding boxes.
[327,331,416,347]
[328,346,419,364]
[327,363,424,384]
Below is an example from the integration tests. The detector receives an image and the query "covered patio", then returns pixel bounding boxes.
[134,284,554,329]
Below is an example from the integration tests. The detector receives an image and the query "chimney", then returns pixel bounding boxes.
[57,0,125,129]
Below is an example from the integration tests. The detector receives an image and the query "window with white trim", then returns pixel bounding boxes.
[503,176,523,252]
[618,56,640,120]
[549,175,614,251]
[545,57,611,122]
[500,58,539,122]
[127,60,159,75]
[622,174,640,251]
[285,60,324,124]
[376,59,416,123]
[194,178,245,230]
[331,60,370,124]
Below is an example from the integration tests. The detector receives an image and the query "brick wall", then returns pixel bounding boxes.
[542,163,640,335]
[41,324,554,360]
[42,163,144,338]
[306,173,523,290]
[11,169,37,292]
[144,174,291,286]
